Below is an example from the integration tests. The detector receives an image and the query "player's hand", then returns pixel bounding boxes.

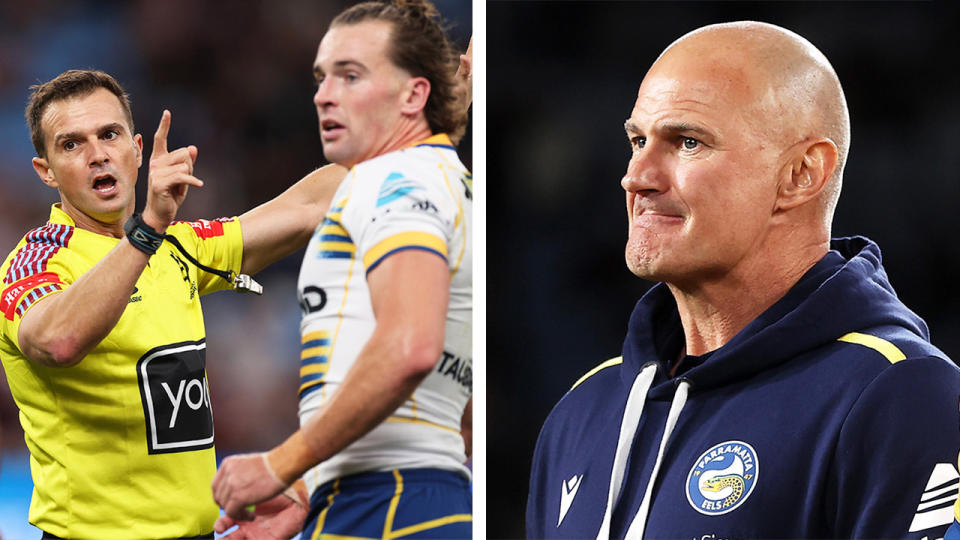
[454,36,473,116]
[142,110,203,232]
[212,453,287,520]
[214,491,307,539]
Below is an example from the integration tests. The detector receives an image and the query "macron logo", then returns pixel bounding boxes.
[559,474,583,527]
[908,462,958,534]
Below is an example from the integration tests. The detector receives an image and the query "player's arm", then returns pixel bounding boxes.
[461,395,472,460]
[451,36,473,146]
[238,164,348,276]
[18,111,200,367]
[212,249,448,517]
[273,249,448,471]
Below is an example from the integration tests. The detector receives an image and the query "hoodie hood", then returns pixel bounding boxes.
[621,236,929,398]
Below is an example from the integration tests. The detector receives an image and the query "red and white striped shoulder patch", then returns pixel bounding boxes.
[4,223,73,285]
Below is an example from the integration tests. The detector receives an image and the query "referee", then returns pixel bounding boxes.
[0,70,344,538]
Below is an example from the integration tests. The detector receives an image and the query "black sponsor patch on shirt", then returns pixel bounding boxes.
[136,340,214,454]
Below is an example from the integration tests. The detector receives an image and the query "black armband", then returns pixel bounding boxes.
[123,213,165,255]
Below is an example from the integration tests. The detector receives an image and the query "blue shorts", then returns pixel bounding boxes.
[300,468,472,539]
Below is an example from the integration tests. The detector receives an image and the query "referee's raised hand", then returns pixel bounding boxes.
[142,109,203,232]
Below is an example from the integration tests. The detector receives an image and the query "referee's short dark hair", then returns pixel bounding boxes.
[26,69,134,158]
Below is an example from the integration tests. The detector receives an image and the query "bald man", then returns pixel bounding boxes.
[527,21,960,539]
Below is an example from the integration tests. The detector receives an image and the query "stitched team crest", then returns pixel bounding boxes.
[686,440,758,515]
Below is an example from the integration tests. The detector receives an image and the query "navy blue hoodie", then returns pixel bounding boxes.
[528,237,960,539]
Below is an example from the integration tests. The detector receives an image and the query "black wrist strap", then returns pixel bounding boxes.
[123,213,164,255]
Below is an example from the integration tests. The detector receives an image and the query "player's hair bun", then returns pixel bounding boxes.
[393,0,441,23]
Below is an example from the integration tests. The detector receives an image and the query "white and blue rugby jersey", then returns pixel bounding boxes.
[297,134,472,493]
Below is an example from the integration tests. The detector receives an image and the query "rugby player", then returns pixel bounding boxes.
[212,1,474,538]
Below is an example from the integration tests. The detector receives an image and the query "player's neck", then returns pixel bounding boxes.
[362,119,434,165]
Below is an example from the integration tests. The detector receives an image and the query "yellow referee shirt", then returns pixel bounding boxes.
[0,204,243,539]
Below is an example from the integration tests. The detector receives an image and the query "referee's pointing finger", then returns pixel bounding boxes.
[153,109,171,157]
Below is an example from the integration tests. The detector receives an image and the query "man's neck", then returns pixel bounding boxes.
[58,202,129,239]
[353,120,434,167]
[668,240,829,357]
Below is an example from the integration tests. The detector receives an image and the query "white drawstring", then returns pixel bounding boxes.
[596,363,658,540]
[624,379,690,540]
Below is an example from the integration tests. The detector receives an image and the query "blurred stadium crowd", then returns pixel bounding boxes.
[0,0,470,509]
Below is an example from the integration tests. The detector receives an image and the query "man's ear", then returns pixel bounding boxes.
[133,133,143,167]
[399,76,431,116]
[32,156,59,189]
[776,138,838,212]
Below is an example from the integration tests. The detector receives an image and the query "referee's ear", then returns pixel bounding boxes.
[32,156,59,189]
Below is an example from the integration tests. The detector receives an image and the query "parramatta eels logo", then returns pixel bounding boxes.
[686,440,758,516]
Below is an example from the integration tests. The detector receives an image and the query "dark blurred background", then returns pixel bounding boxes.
[488,1,960,537]
[0,0,470,535]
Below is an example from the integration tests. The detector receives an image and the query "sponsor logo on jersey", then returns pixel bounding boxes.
[686,440,758,515]
[136,340,213,454]
[377,171,422,207]
[436,351,471,390]
[908,462,959,533]
[179,218,228,239]
[1,272,62,320]
[129,285,142,304]
[299,285,327,315]
[411,199,439,213]
[558,473,583,527]
[169,252,197,299]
